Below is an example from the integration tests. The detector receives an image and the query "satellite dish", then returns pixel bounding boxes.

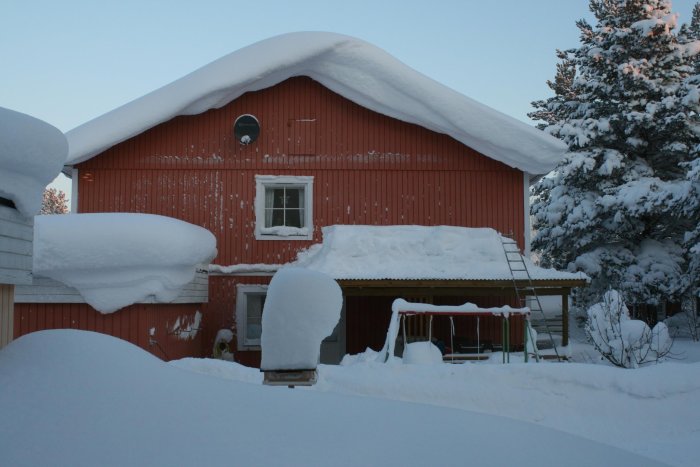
[234,114,260,145]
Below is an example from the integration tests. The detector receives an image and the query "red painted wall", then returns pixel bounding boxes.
[14,303,204,360]
[77,77,525,264]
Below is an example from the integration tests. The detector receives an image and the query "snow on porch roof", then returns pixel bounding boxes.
[65,32,567,175]
[292,225,588,283]
[33,213,217,313]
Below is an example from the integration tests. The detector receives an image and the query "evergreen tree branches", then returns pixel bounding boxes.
[530,0,700,305]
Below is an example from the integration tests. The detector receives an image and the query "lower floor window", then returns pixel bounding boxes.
[236,284,268,350]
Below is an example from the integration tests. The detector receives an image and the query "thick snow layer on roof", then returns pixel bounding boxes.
[66,32,566,174]
[0,107,67,217]
[260,268,342,370]
[293,225,587,282]
[33,213,217,313]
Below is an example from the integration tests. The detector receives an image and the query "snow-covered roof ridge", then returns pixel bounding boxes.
[66,32,566,174]
[33,213,217,313]
[292,225,588,282]
[0,107,67,217]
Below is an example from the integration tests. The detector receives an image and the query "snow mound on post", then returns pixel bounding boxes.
[33,213,217,313]
[66,32,567,175]
[0,107,67,217]
[260,267,342,370]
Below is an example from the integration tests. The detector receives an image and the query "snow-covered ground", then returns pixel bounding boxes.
[1,330,697,466]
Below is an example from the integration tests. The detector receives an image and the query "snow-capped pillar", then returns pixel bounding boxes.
[523,172,531,257]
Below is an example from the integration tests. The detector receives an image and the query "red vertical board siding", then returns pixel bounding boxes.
[79,77,525,249]
[14,303,204,360]
[69,76,526,359]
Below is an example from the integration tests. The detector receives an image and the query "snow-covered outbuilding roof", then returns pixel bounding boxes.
[66,32,566,175]
[0,107,68,217]
[292,225,587,282]
[33,213,217,313]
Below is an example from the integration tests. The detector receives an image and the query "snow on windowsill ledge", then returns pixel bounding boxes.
[209,263,282,276]
[255,226,312,241]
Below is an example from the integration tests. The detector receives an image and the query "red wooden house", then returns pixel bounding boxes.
[14,33,585,365]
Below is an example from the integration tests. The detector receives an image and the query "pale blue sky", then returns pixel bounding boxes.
[1,0,697,194]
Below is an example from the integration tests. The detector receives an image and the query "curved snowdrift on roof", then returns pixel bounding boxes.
[293,225,588,282]
[0,107,67,217]
[33,213,217,313]
[66,32,566,174]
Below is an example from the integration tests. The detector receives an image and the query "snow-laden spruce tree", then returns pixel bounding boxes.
[677,4,700,337]
[530,0,700,306]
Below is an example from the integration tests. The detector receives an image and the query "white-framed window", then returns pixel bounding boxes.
[254,175,313,240]
[235,284,268,350]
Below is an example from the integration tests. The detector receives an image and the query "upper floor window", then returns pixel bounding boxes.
[255,175,313,240]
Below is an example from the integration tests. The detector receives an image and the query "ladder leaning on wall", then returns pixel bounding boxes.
[501,235,562,361]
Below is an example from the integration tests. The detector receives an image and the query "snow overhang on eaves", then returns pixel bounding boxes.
[65,32,567,174]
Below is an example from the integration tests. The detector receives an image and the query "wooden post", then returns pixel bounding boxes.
[524,317,528,363]
[0,284,14,349]
[562,290,569,348]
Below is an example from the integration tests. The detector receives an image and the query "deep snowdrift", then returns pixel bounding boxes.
[0,107,67,217]
[33,213,217,313]
[0,330,672,467]
[66,32,567,175]
[178,348,700,467]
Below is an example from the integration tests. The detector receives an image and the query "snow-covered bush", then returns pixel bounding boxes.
[665,295,700,342]
[586,290,672,368]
